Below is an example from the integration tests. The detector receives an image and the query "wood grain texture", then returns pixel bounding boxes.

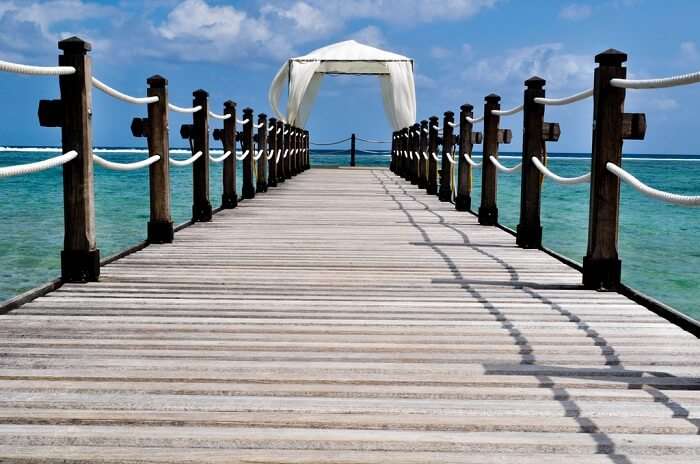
[1,167,698,463]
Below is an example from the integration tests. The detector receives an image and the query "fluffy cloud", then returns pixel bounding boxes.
[348,26,387,48]
[559,3,592,20]
[469,43,593,90]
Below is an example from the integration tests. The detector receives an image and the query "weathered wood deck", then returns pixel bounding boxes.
[1,167,699,463]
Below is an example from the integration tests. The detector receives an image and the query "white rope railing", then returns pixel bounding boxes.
[236,118,250,125]
[490,156,522,173]
[531,157,590,185]
[92,77,158,105]
[254,122,265,129]
[169,151,202,166]
[422,151,429,160]
[93,153,159,171]
[283,149,289,158]
[431,125,440,131]
[444,151,457,164]
[422,127,429,134]
[466,116,484,124]
[607,162,700,206]
[168,103,202,113]
[253,150,264,160]
[0,59,75,76]
[534,88,593,106]
[266,150,275,160]
[356,136,389,143]
[431,152,440,161]
[464,153,482,167]
[275,149,282,162]
[0,151,77,177]
[209,151,232,163]
[491,104,524,117]
[610,71,700,89]
[236,150,250,160]
[447,121,458,128]
[208,111,231,120]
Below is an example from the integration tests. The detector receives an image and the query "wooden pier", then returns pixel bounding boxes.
[1,168,699,463]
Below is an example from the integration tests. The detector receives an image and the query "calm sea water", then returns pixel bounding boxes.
[1,148,698,321]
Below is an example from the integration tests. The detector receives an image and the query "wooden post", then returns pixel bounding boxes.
[583,49,645,289]
[268,117,278,187]
[145,75,173,242]
[53,37,100,281]
[456,104,477,211]
[256,113,268,192]
[517,76,552,248]
[277,121,286,183]
[438,111,455,202]
[479,94,501,225]
[242,108,255,199]
[418,120,428,189]
[409,124,418,184]
[400,128,408,179]
[390,132,396,172]
[427,117,439,195]
[190,89,211,222]
[221,100,238,208]
[284,124,293,179]
[304,130,310,170]
[350,133,356,167]
[295,128,302,174]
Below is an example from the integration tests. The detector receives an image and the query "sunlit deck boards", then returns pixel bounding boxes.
[0,167,699,463]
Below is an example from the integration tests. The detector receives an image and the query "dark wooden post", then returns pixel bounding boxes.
[256,113,268,192]
[277,121,286,183]
[427,117,439,194]
[517,77,557,248]
[456,104,478,211]
[284,124,293,179]
[295,128,302,174]
[145,75,173,242]
[350,133,356,167]
[400,128,408,179]
[50,37,100,281]
[268,117,278,187]
[241,108,255,199]
[304,130,310,169]
[190,89,211,222]
[583,49,645,289]
[479,94,501,225]
[390,132,396,172]
[290,127,297,176]
[221,100,238,208]
[410,124,419,184]
[438,111,455,201]
[418,121,428,189]
[415,125,423,187]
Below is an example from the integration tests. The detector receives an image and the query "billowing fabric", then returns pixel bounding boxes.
[268,40,416,130]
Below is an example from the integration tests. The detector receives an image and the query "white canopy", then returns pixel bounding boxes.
[268,40,416,130]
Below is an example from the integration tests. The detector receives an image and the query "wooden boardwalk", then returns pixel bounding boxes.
[1,167,699,463]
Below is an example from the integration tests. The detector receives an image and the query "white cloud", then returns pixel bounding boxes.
[559,3,592,20]
[430,46,450,59]
[649,97,679,111]
[348,25,386,47]
[468,43,592,90]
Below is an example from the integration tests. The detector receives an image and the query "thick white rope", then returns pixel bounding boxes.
[491,104,524,117]
[168,103,202,113]
[169,151,202,166]
[236,150,250,160]
[0,59,75,76]
[422,127,429,134]
[275,149,282,162]
[0,151,77,177]
[422,151,429,160]
[254,122,265,129]
[531,157,590,185]
[284,129,289,135]
[490,155,522,173]
[534,88,593,106]
[266,150,275,160]
[464,153,482,168]
[610,71,700,90]
[209,151,232,163]
[208,111,231,120]
[276,128,282,134]
[431,125,440,131]
[607,162,700,206]
[93,153,159,171]
[283,149,289,158]
[236,118,250,125]
[466,116,484,124]
[92,77,158,105]
[267,125,274,131]
[431,152,440,161]
[444,151,457,164]
[447,121,458,128]
[253,149,264,160]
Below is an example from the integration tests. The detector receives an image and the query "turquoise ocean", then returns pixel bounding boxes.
[1,148,698,322]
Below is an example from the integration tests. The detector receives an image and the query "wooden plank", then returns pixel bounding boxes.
[0,167,698,462]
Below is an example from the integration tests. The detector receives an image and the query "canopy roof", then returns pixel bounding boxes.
[269,40,416,130]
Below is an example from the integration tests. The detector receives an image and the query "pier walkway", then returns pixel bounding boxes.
[1,168,699,463]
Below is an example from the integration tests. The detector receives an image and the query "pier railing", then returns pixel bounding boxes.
[0,37,309,286]
[310,133,390,166]
[391,48,700,329]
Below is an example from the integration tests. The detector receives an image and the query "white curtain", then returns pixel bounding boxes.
[296,72,324,127]
[287,61,321,125]
[384,61,416,129]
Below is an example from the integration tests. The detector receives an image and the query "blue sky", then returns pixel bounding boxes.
[0,0,699,153]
